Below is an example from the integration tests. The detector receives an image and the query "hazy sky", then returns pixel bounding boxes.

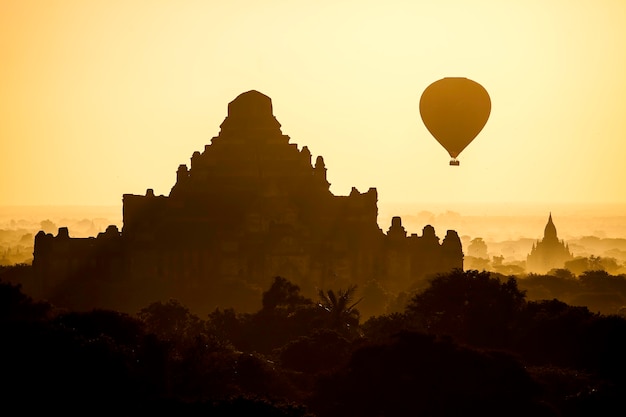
[2,0,625,210]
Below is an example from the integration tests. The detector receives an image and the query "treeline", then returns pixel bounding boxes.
[2,270,626,416]
[517,269,626,316]
[465,253,626,277]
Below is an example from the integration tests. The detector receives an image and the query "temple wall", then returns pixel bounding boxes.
[31,90,464,314]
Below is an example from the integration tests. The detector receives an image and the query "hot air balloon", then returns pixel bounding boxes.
[419,77,491,166]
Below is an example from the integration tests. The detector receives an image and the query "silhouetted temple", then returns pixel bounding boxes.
[526,213,573,274]
[33,91,463,313]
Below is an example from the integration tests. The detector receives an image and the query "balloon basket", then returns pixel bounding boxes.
[450,159,460,166]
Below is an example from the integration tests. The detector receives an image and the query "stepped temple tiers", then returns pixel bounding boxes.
[33,91,463,313]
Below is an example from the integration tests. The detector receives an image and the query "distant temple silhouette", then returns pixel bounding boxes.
[33,91,463,313]
[526,213,573,274]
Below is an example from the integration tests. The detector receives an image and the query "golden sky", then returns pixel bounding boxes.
[2,0,625,210]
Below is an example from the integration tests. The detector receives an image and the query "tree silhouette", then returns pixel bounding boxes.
[311,331,548,417]
[406,269,526,348]
[279,328,352,374]
[0,279,50,322]
[467,237,489,258]
[137,298,211,360]
[262,276,312,312]
[317,285,362,335]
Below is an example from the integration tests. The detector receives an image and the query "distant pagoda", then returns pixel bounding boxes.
[526,213,573,274]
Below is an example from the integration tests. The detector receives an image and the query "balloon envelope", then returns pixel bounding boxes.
[419,78,491,162]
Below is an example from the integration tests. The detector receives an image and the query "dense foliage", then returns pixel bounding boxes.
[2,270,626,416]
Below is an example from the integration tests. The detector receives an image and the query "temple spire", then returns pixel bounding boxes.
[544,212,558,242]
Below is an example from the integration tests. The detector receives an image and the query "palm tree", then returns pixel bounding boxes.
[317,285,363,335]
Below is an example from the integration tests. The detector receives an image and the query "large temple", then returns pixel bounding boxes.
[526,213,573,274]
[33,91,463,314]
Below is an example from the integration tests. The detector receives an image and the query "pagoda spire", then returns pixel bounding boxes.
[543,212,558,242]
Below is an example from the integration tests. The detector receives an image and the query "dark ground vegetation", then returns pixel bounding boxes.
[2,267,626,416]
